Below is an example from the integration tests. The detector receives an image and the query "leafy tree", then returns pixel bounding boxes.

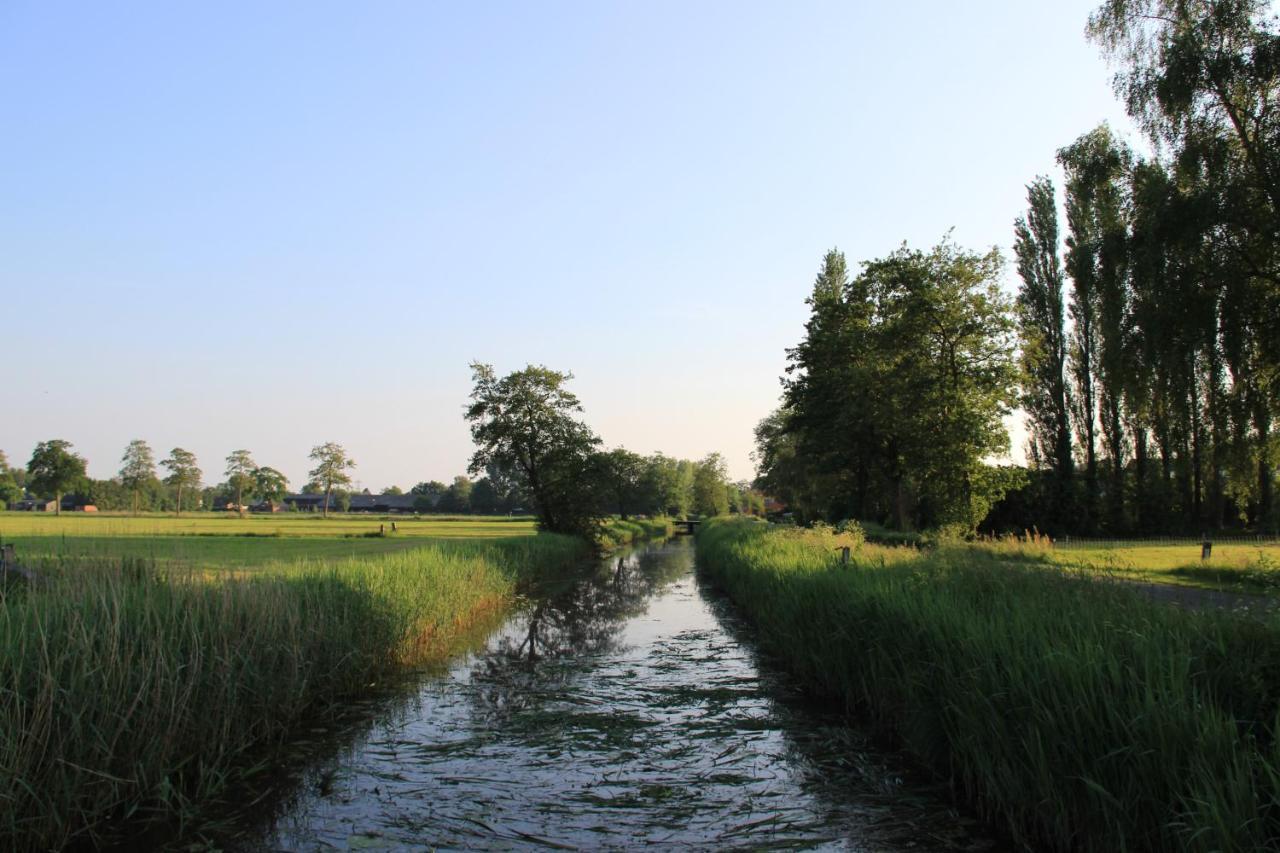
[1014,176,1075,522]
[27,440,87,516]
[224,450,257,518]
[254,466,289,504]
[692,453,731,517]
[765,238,1020,532]
[465,362,602,538]
[0,451,21,508]
[308,442,355,519]
[469,477,500,514]
[639,453,691,518]
[596,447,646,518]
[161,448,202,516]
[439,476,473,513]
[382,485,404,495]
[410,480,447,503]
[119,439,157,516]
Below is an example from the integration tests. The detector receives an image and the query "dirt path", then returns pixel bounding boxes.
[1124,579,1279,615]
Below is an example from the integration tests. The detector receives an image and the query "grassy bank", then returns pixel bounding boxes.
[697,517,1280,851]
[0,535,585,850]
[597,516,675,550]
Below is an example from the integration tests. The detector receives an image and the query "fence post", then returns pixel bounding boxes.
[1201,532,1212,561]
[841,546,850,566]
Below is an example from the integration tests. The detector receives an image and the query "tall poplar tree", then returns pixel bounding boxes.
[1014,176,1074,520]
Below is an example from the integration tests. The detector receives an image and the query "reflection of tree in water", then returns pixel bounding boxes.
[469,543,688,718]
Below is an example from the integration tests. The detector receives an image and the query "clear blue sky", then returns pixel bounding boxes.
[2,1,1136,490]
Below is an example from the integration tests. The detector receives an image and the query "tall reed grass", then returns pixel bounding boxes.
[596,516,675,550]
[697,517,1280,851]
[0,535,586,850]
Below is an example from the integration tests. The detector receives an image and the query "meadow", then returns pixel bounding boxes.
[0,512,669,850]
[697,517,1280,852]
[973,534,1280,593]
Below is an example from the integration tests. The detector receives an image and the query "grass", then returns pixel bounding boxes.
[973,534,1280,593]
[597,516,676,550]
[0,511,674,849]
[697,517,1280,852]
[0,510,537,540]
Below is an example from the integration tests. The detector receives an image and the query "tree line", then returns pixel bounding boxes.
[1010,0,1279,534]
[2,373,761,525]
[758,0,1280,535]
[464,362,763,538]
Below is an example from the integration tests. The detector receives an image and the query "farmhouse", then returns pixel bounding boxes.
[282,494,334,512]
[348,493,420,513]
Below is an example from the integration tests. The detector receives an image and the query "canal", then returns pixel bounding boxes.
[230,537,994,850]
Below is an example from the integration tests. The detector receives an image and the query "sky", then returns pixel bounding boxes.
[1,1,1139,491]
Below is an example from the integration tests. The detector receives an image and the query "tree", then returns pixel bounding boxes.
[118,439,156,516]
[768,238,1020,532]
[0,451,22,508]
[308,442,355,518]
[382,485,404,495]
[470,477,500,514]
[410,480,447,512]
[1014,177,1075,519]
[596,447,646,518]
[254,466,289,504]
[692,453,731,517]
[161,448,202,516]
[28,440,87,516]
[1087,0,1280,531]
[224,450,257,518]
[465,362,602,538]
[439,476,473,513]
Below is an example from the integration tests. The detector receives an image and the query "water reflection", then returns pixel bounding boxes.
[230,539,995,851]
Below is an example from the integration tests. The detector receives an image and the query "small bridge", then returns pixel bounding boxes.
[674,519,701,536]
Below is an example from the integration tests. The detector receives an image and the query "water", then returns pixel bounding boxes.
[230,538,995,851]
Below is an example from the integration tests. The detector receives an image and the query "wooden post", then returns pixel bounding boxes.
[841,546,850,566]
[1201,533,1212,561]
[379,523,385,536]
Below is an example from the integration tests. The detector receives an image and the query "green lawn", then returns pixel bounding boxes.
[991,540,1280,593]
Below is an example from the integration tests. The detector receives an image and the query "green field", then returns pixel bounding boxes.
[0,512,541,572]
[973,536,1280,593]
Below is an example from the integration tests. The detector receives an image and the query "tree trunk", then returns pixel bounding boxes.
[237,485,244,519]
[324,484,331,519]
[176,484,184,518]
[55,491,61,516]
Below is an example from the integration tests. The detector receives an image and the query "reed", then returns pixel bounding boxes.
[697,517,1280,851]
[0,534,585,850]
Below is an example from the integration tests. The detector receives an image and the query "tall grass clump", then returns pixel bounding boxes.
[0,534,586,850]
[697,517,1280,852]
[596,516,674,550]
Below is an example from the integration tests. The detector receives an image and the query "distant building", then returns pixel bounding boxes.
[11,496,57,512]
[250,500,286,513]
[283,494,333,512]
[347,493,420,513]
[61,495,97,512]
[280,492,423,513]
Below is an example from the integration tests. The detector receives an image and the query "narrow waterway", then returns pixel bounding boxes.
[234,538,994,851]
